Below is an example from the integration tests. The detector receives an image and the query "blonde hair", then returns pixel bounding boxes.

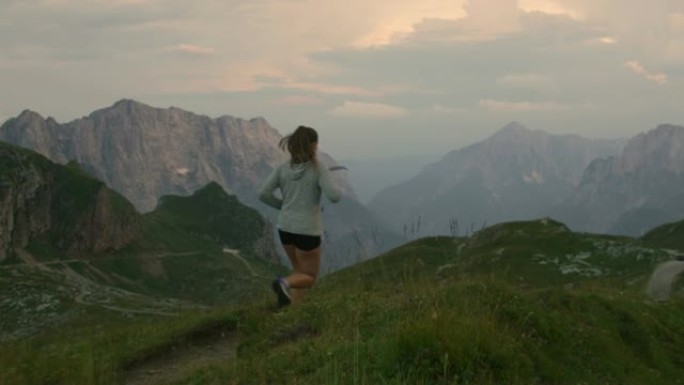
[280,126,318,166]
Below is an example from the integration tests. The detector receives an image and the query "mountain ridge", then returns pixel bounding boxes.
[369,122,625,236]
[556,123,684,235]
[0,99,400,271]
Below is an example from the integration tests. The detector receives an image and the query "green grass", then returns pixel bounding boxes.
[0,308,240,385]
[642,219,684,253]
[149,182,269,253]
[4,216,684,385]
[167,277,684,385]
[80,247,279,304]
[2,143,284,344]
[165,222,684,384]
[5,278,683,385]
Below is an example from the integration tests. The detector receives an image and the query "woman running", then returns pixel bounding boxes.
[259,126,342,306]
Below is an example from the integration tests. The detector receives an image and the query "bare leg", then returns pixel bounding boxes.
[285,247,321,303]
[282,244,305,304]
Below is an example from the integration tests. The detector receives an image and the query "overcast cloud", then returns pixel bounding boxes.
[1,0,682,158]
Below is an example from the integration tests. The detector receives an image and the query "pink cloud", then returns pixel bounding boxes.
[624,61,668,85]
[167,44,216,56]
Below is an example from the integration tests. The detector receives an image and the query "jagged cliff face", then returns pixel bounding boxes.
[0,143,140,261]
[368,122,625,236]
[1,100,287,212]
[616,124,684,174]
[558,124,684,235]
[0,100,391,271]
[60,186,141,255]
[0,147,51,261]
[0,99,360,209]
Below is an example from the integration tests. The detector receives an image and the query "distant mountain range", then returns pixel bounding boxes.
[0,99,401,271]
[555,124,684,235]
[3,99,681,257]
[368,122,626,236]
[0,99,292,212]
[369,121,684,237]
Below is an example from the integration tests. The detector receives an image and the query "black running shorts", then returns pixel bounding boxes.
[278,230,321,251]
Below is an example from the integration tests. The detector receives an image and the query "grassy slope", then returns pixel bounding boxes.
[84,181,282,303]
[641,219,684,253]
[207,226,683,385]
[148,182,269,253]
[1,144,283,348]
[5,219,684,385]
[1,210,281,344]
[1,307,240,385]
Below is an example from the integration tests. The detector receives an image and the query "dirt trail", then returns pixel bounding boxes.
[121,305,289,385]
[646,260,684,301]
[123,326,237,385]
[5,249,200,317]
[222,248,270,279]
[1,250,205,270]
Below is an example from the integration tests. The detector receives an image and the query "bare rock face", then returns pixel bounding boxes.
[368,122,624,236]
[0,143,140,261]
[1,100,287,212]
[60,186,141,255]
[0,100,393,271]
[0,151,52,261]
[616,124,684,174]
[558,124,684,235]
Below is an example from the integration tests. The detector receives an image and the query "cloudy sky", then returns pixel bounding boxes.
[1,0,683,158]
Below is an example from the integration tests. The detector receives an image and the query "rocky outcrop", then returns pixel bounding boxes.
[57,185,141,255]
[0,149,52,261]
[0,143,140,261]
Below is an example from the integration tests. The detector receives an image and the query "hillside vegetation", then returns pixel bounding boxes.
[1,142,283,342]
[641,219,684,253]
[3,218,684,385]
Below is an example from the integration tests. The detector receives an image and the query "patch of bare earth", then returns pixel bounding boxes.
[122,324,236,385]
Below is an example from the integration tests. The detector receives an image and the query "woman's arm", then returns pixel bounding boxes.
[318,166,342,203]
[258,166,283,209]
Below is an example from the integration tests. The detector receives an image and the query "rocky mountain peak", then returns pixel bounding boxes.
[487,121,553,148]
[111,98,149,112]
[0,100,290,212]
[557,123,684,235]
[370,122,624,236]
[15,109,46,125]
[0,100,395,271]
[500,121,528,133]
[192,181,228,199]
[90,98,158,120]
[249,117,267,124]
[616,124,684,174]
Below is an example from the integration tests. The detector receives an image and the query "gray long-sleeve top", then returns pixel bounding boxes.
[258,160,342,236]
